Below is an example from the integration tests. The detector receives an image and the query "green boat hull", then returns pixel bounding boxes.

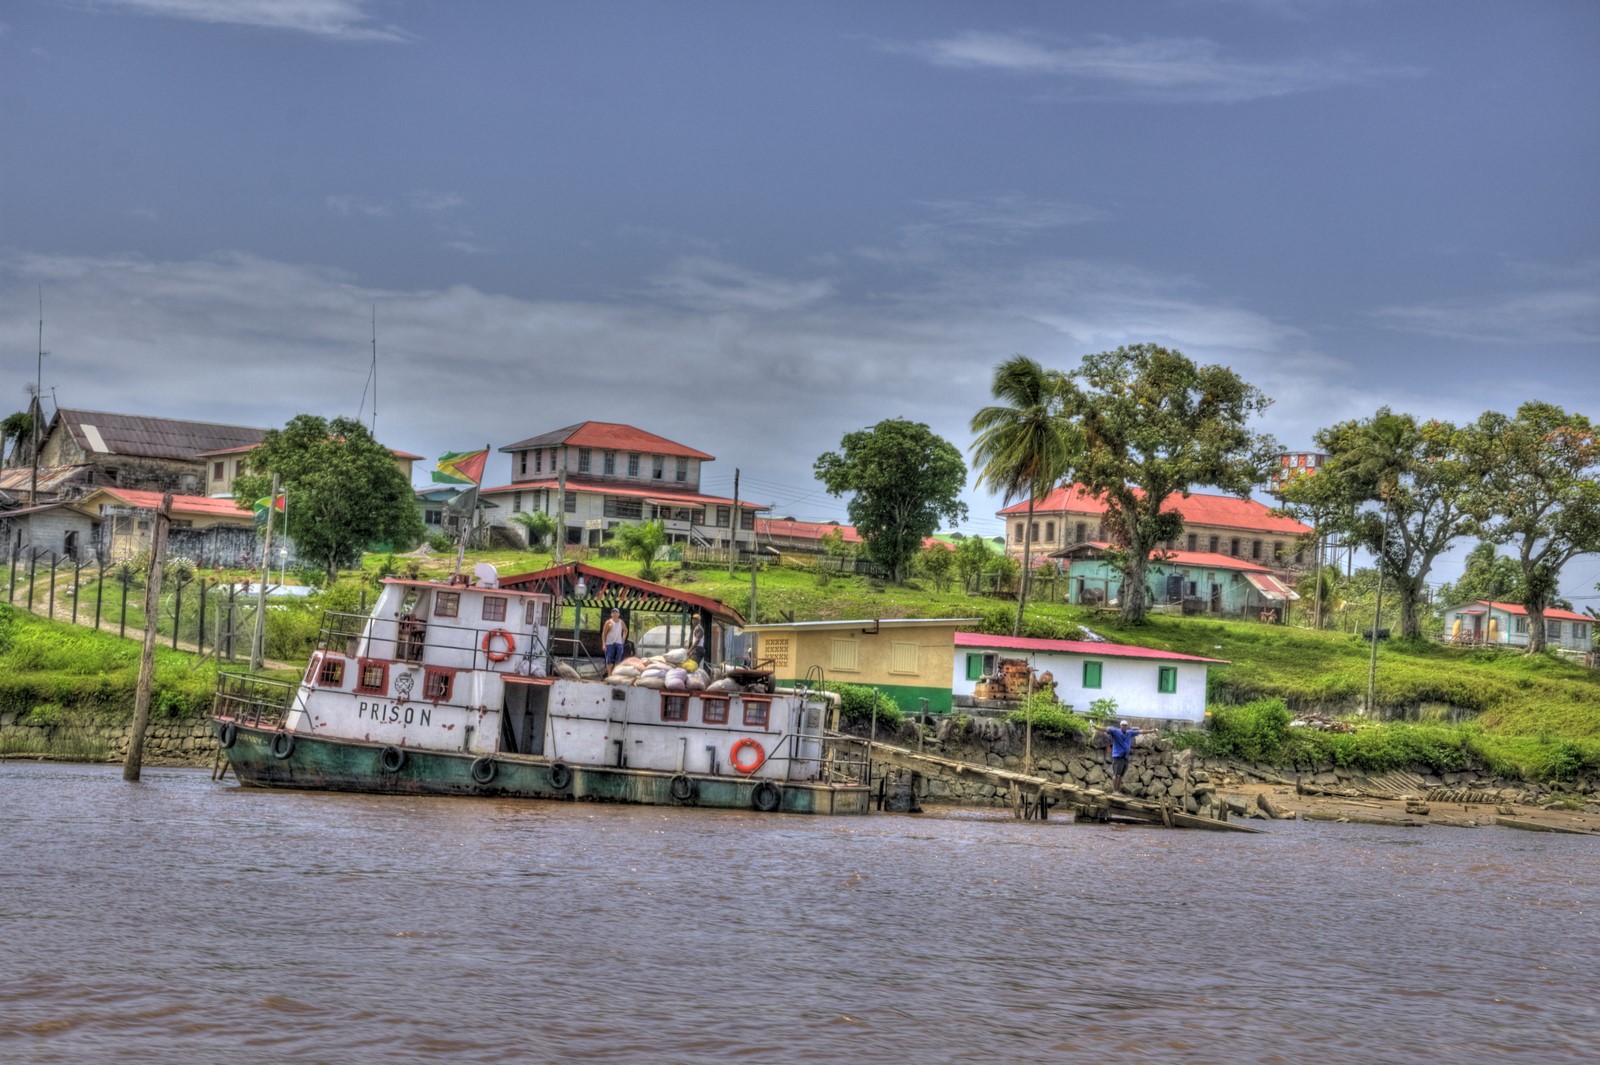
[215,722,871,816]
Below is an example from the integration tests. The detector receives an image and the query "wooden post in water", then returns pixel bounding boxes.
[124,493,172,782]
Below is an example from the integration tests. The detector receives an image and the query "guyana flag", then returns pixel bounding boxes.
[252,494,286,515]
[433,448,489,486]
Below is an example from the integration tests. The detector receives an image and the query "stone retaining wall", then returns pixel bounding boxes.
[0,711,217,768]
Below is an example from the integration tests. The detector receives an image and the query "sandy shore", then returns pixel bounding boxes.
[1222,779,1600,834]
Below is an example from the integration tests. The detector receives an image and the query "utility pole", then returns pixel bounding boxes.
[250,474,280,670]
[555,466,567,563]
[728,468,739,576]
[30,286,48,504]
[124,493,171,781]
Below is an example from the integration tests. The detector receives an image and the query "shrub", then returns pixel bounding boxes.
[831,683,904,730]
[1003,692,1090,740]
[1187,698,1292,762]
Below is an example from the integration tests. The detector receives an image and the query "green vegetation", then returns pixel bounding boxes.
[1003,692,1091,740]
[828,683,904,730]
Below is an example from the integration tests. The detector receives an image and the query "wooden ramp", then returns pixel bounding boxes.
[833,734,1261,833]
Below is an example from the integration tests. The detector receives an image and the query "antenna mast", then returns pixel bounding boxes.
[370,304,378,436]
[30,285,48,503]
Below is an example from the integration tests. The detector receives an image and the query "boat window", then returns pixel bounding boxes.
[317,657,347,688]
[661,694,689,722]
[304,655,320,684]
[742,698,771,728]
[434,592,460,618]
[482,596,508,622]
[355,659,389,695]
[423,667,454,702]
[701,697,729,725]
[524,598,548,627]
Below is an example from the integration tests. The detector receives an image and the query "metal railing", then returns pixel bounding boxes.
[213,672,296,728]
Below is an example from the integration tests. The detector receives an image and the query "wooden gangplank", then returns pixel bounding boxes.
[832,734,1261,833]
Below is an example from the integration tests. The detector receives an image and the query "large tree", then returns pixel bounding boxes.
[1060,344,1278,624]
[1283,409,1486,640]
[970,355,1080,635]
[1472,402,1600,654]
[814,419,968,583]
[1436,541,1531,609]
[234,414,424,583]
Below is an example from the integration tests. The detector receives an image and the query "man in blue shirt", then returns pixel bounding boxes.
[1102,719,1140,795]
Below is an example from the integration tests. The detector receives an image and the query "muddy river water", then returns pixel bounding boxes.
[1,762,1596,1063]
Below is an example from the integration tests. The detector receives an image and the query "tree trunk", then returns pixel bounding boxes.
[1119,551,1150,624]
[1525,603,1547,654]
[1015,500,1034,636]
[1394,576,1424,640]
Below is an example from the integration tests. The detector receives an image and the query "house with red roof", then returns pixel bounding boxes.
[1440,600,1594,653]
[998,484,1313,574]
[71,487,260,567]
[753,517,952,557]
[1053,542,1300,620]
[953,632,1227,723]
[481,422,764,551]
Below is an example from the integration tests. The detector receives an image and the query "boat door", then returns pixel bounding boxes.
[502,682,550,756]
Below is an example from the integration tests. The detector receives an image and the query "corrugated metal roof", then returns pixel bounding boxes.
[1243,572,1300,601]
[499,422,714,460]
[52,409,266,462]
[954,631,1229,664]
[1000,483,1312,536]
[77,487,255,520]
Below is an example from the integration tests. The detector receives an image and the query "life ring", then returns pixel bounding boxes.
[751,780,782,813]
[482,629,515,662]
[217,721,238,749]
[270,731,295,760]
[471,756,497,785]
[730,738,765,775]
[549,762,572,789]
[670,774,696,802]
[380,745,406,773]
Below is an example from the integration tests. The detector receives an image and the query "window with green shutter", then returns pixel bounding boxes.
[1083,661,1102,689]
[967,654,984,680]
[1158,666,1177,693]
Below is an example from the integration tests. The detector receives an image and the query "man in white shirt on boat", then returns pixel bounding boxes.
[603,609,628,668]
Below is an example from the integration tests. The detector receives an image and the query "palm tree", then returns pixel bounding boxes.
[970,356,1079,635]
[613,520,668,581]
[508,511,556,550]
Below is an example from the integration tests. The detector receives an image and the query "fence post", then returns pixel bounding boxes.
[197,579,207,655]
[173,578,184,650]
[73,559,83,624]
[225,585,237,661]
[95,562,106,630]
[6,534,17,603]
[47,552,58,619]
[119,567,132,639]
[26,549,39,612]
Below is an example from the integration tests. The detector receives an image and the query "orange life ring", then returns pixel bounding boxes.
[482,628,515,662]
[730,738,765,775]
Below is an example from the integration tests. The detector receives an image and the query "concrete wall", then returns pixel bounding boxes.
[752,622,965,713]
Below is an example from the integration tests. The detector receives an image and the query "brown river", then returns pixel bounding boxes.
[1,762,1596,1064]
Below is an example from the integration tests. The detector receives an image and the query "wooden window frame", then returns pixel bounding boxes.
[889,641,918,675]
[355,658,389,695]
[830,638,860,672]
[1157,666,1177,694]
[434,591,460,618]
[742,697,771,728]
[1082,661,1102,689]
[700,696,730,725]
[482,596,508,622]
[423,666,455,703]
[966,653,985,681]
[660,694,690,723]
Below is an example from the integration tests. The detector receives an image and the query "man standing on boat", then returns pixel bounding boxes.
[603,609,628,668]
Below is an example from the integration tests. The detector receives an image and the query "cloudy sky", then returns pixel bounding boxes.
[2,1,1597,592]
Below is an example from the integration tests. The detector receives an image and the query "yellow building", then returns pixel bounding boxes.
[742,617,980,713]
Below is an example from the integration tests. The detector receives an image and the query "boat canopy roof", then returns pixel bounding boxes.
[498,561,746,627]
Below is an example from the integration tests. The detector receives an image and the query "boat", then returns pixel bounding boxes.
[210,562,872,814]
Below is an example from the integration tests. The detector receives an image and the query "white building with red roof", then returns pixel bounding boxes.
[482,422,764,551]
[953,632,1227,723]
[998,484,1313,573]
[1440,600,1593,653]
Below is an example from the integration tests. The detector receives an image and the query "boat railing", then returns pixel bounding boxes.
[547,634,606,678]
[213,672,297,729]
[316,610,552,672]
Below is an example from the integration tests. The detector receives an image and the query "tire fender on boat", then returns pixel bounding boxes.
[380,745,406,773]
[470,756,497,785]
[751,780,782,813]
[670,774,696,802]
[218,722,238,750]
[482,628,516,663]
[548,763,572,790]
[730,738,765,774]
[270,731,295,760]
